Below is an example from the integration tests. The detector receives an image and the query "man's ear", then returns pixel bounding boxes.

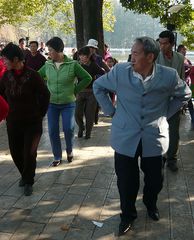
[147,53,155,63]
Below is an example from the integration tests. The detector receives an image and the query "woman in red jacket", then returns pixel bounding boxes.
[0,43,50,196]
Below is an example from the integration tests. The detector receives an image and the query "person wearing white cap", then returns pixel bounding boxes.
[86,39,109,124]
[86,39,109,72]
[86,39,99,49]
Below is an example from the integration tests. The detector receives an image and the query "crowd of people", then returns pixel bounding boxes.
[0,36,115,193]
[0,32,193,236]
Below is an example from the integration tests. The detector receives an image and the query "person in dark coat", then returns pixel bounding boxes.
[75,46,105,139]
[25,41,47,71]
[0,43,50,196]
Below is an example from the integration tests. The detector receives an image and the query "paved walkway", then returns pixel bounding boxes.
[0,113,194,240]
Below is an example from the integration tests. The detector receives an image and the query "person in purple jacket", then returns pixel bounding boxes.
[25,41,47,71]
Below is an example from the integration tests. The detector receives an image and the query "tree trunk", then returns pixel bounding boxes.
[73,0,84,49]
[73,0,104,55]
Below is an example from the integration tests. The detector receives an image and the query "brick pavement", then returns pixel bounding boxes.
[0,113,194,240]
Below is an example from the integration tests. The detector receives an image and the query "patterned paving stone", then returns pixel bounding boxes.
[0,114,194,239]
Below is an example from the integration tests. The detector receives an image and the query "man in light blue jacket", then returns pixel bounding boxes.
[93,36,191,236]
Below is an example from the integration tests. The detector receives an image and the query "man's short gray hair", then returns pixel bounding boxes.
[135,37,160,61]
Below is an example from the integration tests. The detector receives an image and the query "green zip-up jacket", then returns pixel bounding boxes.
[38,55,92,104]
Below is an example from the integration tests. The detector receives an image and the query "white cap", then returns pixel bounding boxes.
[86,39,98,49]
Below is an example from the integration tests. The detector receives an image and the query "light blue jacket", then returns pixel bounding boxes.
[93,63,191,157]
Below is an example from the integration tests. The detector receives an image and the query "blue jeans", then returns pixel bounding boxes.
[47,103,75,160]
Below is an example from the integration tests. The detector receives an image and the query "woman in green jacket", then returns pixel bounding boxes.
[39,37,92,166]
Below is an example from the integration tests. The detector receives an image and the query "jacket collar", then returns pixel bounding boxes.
[47,55,76,66]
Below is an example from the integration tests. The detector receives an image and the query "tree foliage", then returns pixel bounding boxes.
[0,0,46,25]
[104,0,166,49]
[103,0,116,31]
[119,0,194,47]
[0,0,115,38]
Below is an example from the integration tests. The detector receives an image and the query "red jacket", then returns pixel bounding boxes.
[0,66,50,124]
[0,58,6,79]
[0,95,9,122]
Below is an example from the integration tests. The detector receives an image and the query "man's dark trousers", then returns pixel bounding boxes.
[167,110,181,164]
[114,141,164,222]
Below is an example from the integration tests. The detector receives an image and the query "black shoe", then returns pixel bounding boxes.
[147,209,160,221]
[78,129,83,138]
[118,220,133,236]
[50,160,62,167]
[18,179,25,187]
[67,154,73,163]
[85,135,91,139]
[24,184,33,196]
[85,131,91,139]
[167,162,178,172]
